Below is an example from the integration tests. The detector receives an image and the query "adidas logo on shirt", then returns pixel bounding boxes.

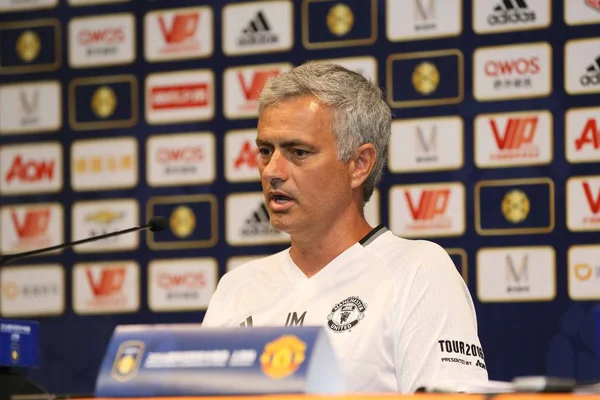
[240,203,285,238]
[237,11,279,46]
[487,0,536,25]
[581,56,600,86]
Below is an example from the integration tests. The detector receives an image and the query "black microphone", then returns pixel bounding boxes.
[0,216,168,266]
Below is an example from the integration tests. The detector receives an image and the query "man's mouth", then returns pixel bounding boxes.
[271,194,292,203]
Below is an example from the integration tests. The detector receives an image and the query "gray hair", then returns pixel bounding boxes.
[258,62,392,205]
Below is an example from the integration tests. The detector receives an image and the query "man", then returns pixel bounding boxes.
[202,62,488,393]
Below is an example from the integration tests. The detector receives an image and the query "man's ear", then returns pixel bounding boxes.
[350,144,376,190]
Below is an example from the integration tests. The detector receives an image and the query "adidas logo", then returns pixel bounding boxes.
[487,0,536,25]
[238,11,278,46]
[580,56,600,86]
[240,203,283,237]
[586,0,600,12]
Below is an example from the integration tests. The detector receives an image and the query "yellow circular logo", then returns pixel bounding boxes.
[326,4,354,37]
[117,354,136,375]
[2,283,19,300]
[260,335,306,379]
[11,349,19,363]
[170,206,196,238]
[92,86,117,119]
[16,30,41,63]
[501,189,530,224]
[412,62,440,95]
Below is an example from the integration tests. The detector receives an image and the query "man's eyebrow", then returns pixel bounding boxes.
[255,139,312,148]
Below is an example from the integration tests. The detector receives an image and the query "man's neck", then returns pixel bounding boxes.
[288,212,373,278]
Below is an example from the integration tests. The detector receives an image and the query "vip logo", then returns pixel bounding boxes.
[73,262,139,314]
[567,176,600,231]
[69,13,135,67]
[474,43,551,100]
[222,1,292,55]
[580,56,600,87]
[389,183,465,238]
[406,189,451,224]
[475,113,552,167]
[144,7,213,62]
[86,267,125,296]
[583,181,600,216]
[224,64,290,119]
[0,203,63,254]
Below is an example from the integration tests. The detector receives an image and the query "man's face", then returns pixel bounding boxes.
[256,95,354,235]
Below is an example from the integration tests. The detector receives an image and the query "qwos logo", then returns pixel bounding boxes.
[566,107,600,163]
[146,69,214,124]
[146,132,215,186]
[223,63,291,119]
[144,6,213,62]
[69,13,135,67]
[148,258,217,312]
[474,42,551,101]
[0,142,62,195]
[389,182,465,238]
[474,110,552,167]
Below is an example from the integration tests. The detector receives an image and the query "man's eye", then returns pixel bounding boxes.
[258,148,271,156]
[292,149,308,157]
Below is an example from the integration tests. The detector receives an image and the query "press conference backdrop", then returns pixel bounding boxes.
[0,0,599,393]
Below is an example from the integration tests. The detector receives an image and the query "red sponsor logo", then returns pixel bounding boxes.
[575,119,600,151]
[158,12,200,53]
[582,181,600,224]
[404,189,452,229]
[239,70,280,100]
[78,26,125,46]
[85,266,128,308]
[5,155,55,184]
[234,140,259,170]
[10,208,52,250]
[156,146,205,164]
[150,83,208,110]
[489,117,539,160]
[586,0,600,11]
[157,272,206,290]
[484,57,540,77]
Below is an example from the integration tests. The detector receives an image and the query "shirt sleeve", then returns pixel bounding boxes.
[393,242,489,393]
[201,273,232,328]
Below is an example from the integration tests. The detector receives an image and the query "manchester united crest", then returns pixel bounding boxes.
[327,296,367,333]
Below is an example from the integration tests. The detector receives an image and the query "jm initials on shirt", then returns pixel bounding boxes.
[238,311,307,327]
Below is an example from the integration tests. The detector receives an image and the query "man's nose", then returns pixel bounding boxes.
[261,150,288,184]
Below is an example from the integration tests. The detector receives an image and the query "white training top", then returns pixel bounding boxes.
[202,225,489,393]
